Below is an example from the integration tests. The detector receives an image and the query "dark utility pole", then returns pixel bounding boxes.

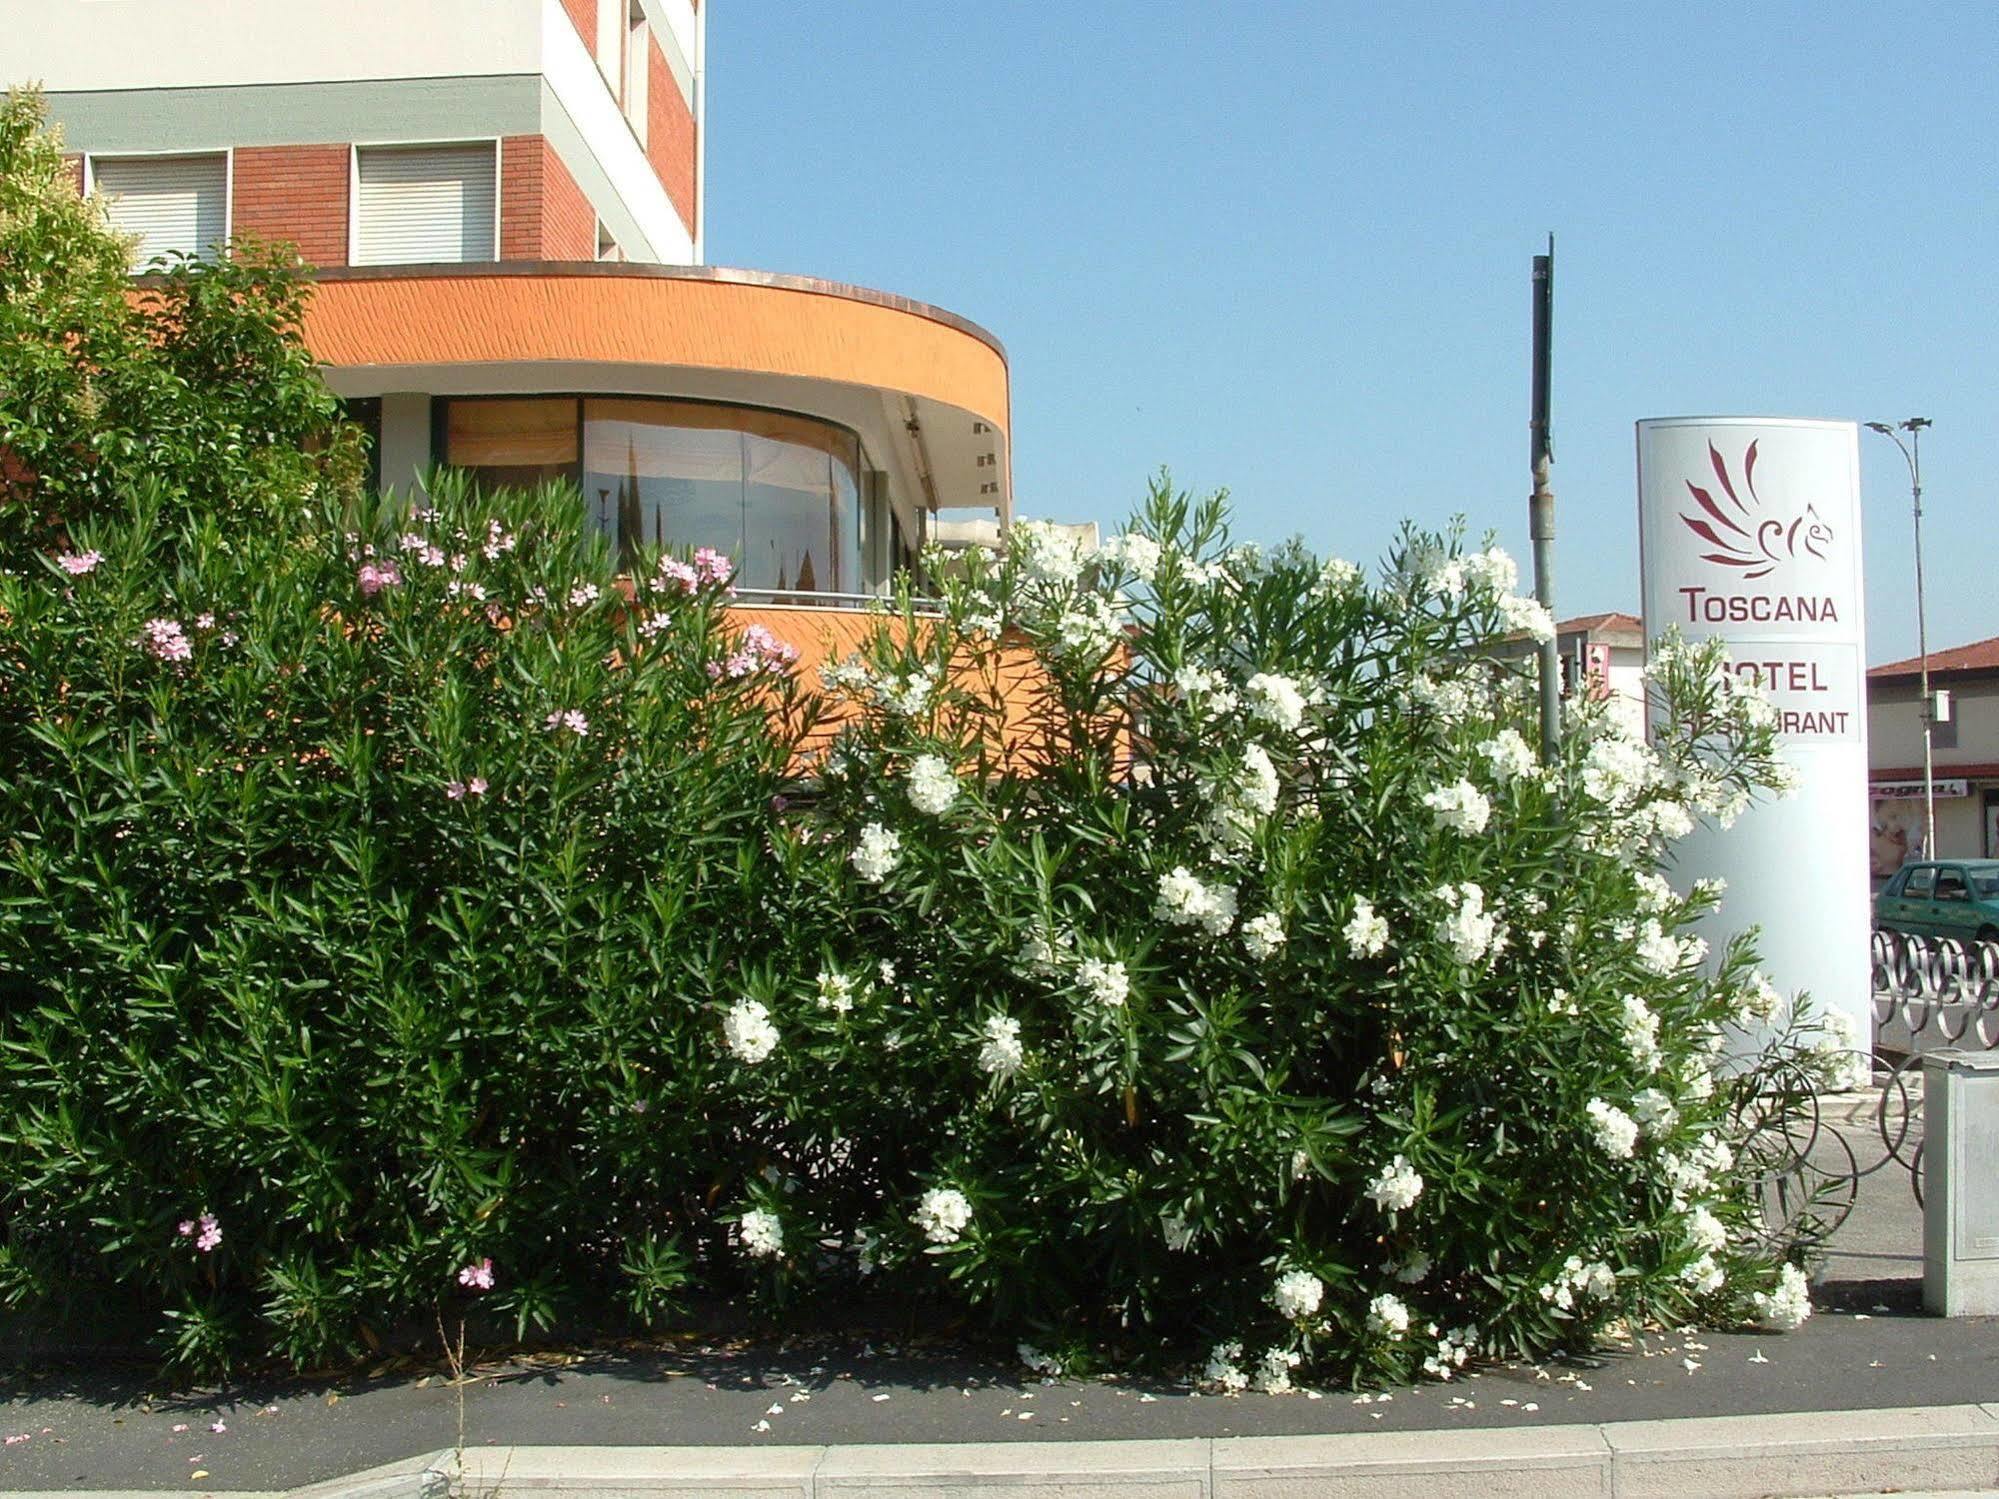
[1529,236,1559,756]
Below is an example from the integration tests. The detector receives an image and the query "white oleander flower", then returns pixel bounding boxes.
[1681,1254,1725,1294]
[1054,595,1120,657]
[1461,546,1520,596]
[1422,779,1491,836]
[1498,593,1556,643]
[1344,897,1390,958]
[1203,1341,1249,1393]
[851,822,902,883]
[1434,882,1503,965]
[1751,1262,1812,1330]
[1394,1252,1432,1285]
[912,1186,973,1244]
[906,753,960,816]
[1366,1154,1424,1213]
[1686,1205,1728,1255]
[1634,918,1686,976]
[1621,993,1662,1072]
[1245,672,1307,732]
[1631,1086,1677,1135]
[1367,1293,1411,1338]
[816,970,856,1014]
[1154,867,1238,937]
[1076,957,1130,1008]
[1584,1097,1639,1160]
[1581,732,1660,806]
[1242,912,1286,960]
[1735,967,1783,1031]
[1101,532,1162,582]
[722,998,778,1064]
[1237,743,1281,816]
[739,1208,783,1259]
[1313,557,1363,599]
[1172,664,1239,719]
[1478,728,1538,783]
[1253,1346,1303,1394]
[1014,518,1092,585]
[1633,872,1674,913]
[977,1013,1024,1077]
[1271,1268,1324,1321]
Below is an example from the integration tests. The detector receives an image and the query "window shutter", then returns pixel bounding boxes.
[93,153,227,267]
[353,144,496,266]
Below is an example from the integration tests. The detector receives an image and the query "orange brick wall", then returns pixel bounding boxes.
[233,145,349,268]
[501,135,596,261]
[648,37,697,237]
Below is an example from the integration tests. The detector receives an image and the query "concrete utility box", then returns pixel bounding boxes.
[1924,1049,1999,1316]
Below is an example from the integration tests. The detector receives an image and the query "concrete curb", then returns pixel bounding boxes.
[10,1405,1997,1498]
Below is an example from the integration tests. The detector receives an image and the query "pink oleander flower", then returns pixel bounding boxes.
[142,618,192,662]
[692,547,735,587]
[357,559,402,596]
[209,1420,227,1434]
[712,623,801,679]
[655,558,698,595]
[194,612,215,630]
[445,781,467,801]
[195,1213,221,1252]
[544,709,589,736]
[177,1219,195,1238]
[457,1257,495,1291]
[58,549,103,576]
[467,777,488,796]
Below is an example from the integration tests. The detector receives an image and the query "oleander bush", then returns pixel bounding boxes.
[0,86,1834,1382]
[730,497,1827,1389]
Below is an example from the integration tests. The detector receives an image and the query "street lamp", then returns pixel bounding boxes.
[1865,417,1935,859]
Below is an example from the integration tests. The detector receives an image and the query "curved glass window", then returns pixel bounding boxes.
[441,396,863,595]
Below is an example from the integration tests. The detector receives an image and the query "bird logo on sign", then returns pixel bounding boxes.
[1677,441,1833,580]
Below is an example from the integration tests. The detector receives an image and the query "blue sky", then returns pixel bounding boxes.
[707,3,1995,664]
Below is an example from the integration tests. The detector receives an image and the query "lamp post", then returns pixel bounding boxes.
[1865,417,1935,858]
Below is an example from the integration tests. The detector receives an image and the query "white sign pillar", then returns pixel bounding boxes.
[1636,417,1870,1045]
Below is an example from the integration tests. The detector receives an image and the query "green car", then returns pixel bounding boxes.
[1874,860,1999,944]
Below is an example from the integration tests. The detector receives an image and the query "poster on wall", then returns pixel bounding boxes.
[1636,417,1869,1047]
[1870,796,1925,878]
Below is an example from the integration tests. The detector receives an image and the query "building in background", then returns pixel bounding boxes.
[18,0,1010,607]
[1492,610,1647,736]
[1867,635,1999,874]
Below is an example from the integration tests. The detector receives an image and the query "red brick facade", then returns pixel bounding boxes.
[648,37,697,237]
[500,136,596,261]
[233,144,349,268]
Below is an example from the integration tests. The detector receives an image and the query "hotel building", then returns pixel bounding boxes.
[19,0,1011,606]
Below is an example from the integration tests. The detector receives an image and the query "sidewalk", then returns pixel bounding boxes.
[4,1087,1992,1497]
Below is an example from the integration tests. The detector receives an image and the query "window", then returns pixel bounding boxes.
[625,1,650,141]
[90,152,227,267]
[443,399,578,490]
[353,144,496,266]
[1905,866,1936,897]
[440,396,865,594]
[1935,868,1968,902]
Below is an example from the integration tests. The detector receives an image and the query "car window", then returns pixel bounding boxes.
[1905,865,1936,896]
[1936,869,1968,901]
[1971,871,1999,900]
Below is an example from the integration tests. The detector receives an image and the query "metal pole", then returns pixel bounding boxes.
[1529,238,1559,757]
[1910,421,1935,859]
[1867,418,1937,858]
